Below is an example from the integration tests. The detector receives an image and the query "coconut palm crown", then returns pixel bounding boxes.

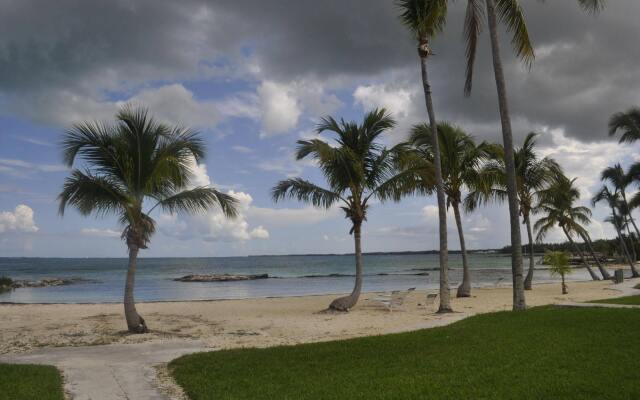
[58,105,238,333]
[466,132,562,289]
[272,109,420,311]
[609,107,640,143]
[409,122,493,297]
[534,175,602,281]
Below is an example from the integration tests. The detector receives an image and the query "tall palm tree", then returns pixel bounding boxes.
[272,109,419,311]
[462,0,605,309]
[466,132,562,290]
[534,176,601,281]
[594,186,640,277]
[601,164,640,239]
[409,122,491,297]
[397,0,453,312]
[59,106,238,333]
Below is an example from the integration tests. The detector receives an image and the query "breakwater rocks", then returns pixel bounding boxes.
[1,277,91,290]
[174,274,270,282]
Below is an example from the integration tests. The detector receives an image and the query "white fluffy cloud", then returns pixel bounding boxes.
[353,84,414,119]
[13,83,259,130]
[0,205,38,234]
[258,80,302,136]
[257,79,343,137]
[159,158,270,243]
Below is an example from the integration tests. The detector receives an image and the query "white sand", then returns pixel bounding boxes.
[1,277,637,355]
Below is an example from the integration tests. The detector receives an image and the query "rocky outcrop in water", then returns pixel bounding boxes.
[2,277,91,290]
[174,274,269,282]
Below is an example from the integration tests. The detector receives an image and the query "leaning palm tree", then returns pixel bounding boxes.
[466,132,562,290]
[59,105,238,333]
[461,0,605,309]
[593,186,640,277]
[409,122,492,297]
[601,164,640,239]
[273,109,419,311]
[534,176,601,281]
[397,0,453,312]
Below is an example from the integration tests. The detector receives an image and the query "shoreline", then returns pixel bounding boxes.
[1,277,637,355]
[1,264,631,305]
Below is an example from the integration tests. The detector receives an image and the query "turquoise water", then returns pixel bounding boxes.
[0,254,592,303]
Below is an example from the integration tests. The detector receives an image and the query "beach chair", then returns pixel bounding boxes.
[373,287,416,312]
[424,293,438,309]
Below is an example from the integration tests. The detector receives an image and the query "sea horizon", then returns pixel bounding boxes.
[0,253,594,304]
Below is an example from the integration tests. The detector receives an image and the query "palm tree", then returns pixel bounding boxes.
[397,0,453,313]
[618,201,638,262]
[461,0,605,309]
[601,164,640,239]
[272,109,419,311]
[609,107,640,143]
[409,122,492,297]
[593,186,640,277]
[544,251,571,295]
[534,176,601,281]
[58,105,238,333]
[466,133,562,290]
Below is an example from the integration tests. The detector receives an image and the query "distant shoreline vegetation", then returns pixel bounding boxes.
[0,238,635,260]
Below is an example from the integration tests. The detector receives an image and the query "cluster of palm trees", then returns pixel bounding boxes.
[593,107,640,278]
[389,0,606,312]
[58,0,628,332]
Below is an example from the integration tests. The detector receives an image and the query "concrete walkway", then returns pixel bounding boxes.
[0,340,207,400]
[555,278,640,309]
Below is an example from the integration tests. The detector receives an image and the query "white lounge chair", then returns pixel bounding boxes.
[373,287,416,312]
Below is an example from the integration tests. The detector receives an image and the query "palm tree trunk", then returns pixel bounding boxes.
[453,202,471,298]
[625,225,637,262]
[124,245,148,333]
[523,214,535,290]
[486,0,526,310]
[419,37,451,313]
[329,221,363,311]
[621,191,640,240]
[561,274,568,295]
[612,208,640,277]
[579,232,611,280]
[562,227,599,281]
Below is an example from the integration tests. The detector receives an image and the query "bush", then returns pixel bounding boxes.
[0,276,12,287]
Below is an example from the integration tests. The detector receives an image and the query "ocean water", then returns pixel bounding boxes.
[0,254,594,303]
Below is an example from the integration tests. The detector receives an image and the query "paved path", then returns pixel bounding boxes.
[0,340,207,400]
[556,278,640,309]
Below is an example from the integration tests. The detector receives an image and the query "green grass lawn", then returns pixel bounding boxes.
[590,295,640,305]
[0,364,64,400]
[170,307,640,400]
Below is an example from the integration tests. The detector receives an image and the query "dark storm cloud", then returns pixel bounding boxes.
[0,0,639,141]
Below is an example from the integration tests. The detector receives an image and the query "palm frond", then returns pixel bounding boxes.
[608,107,640,143]
[463,0,484,96]
[495,0,535,67]
[58,169,130,217]
[396,0,449,38]
[272,178,342,209]
[153,187,238,218]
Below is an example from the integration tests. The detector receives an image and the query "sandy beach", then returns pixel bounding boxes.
[1,277,636,355]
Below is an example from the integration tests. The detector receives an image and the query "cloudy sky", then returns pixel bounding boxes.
[1,0,639,257]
